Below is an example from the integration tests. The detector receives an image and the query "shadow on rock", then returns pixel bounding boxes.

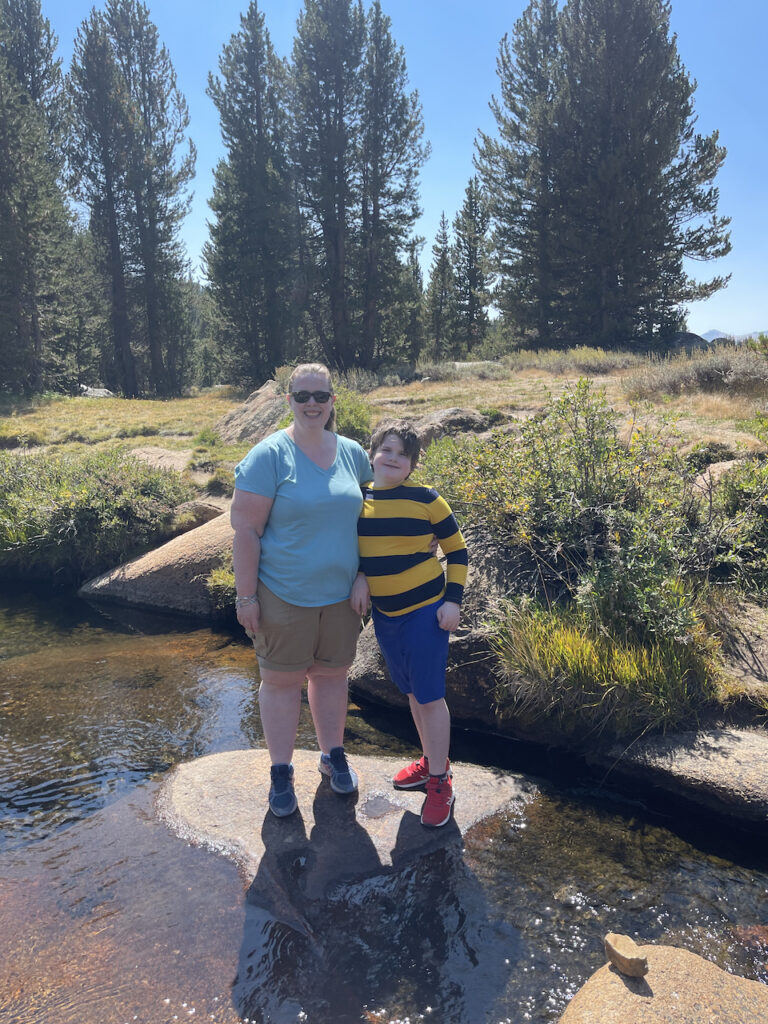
[232,781,518,1024]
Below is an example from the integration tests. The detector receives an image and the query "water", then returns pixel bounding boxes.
[1,589,767,1024]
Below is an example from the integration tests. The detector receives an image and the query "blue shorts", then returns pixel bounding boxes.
[371,599,449,705]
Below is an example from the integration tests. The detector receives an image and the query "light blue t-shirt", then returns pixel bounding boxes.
[234,430,372,607]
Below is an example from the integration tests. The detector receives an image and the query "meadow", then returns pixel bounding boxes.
[4,343,768,740]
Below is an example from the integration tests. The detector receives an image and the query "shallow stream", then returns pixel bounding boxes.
[1,588,767,1024]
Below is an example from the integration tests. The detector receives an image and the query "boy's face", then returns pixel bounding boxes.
[371,433,413,488]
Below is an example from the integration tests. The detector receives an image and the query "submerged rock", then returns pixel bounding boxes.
[559,941,768,1023]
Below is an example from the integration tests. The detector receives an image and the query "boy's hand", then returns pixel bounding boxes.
[437,601,461,632]
[350,573,371,615]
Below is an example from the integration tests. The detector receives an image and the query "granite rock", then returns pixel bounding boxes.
[559,942,768,1023]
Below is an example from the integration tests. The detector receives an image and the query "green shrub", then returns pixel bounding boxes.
[204,549,236,611]
[0,449,192,585]
[204,467,235,497]
[419,379,768,735]
[334,384,372,445]
[194,426,221,448]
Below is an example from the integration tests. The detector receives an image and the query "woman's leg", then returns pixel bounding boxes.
[415,697,451,775]
[306,663,351,755]
[258,667,306,764]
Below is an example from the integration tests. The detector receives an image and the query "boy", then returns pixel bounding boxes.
[351,419,468,827]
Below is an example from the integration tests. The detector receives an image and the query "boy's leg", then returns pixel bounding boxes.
[407,693,427,753]
[415,696,451,776]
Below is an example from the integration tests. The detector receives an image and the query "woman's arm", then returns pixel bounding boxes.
[231,488,274,633]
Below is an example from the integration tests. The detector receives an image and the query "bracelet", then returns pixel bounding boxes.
[235,594,259,608]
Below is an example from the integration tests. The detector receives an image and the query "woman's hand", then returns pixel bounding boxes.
[437,601,461,632]
[236,597,261,638]
[350,573,371,615]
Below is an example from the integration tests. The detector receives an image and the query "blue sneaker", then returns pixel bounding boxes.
[318,746,358,794]
[269,763,298,817]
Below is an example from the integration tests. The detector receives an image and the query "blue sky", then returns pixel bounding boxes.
[49,0,767,337]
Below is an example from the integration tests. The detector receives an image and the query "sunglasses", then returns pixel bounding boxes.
[290,390,332,404]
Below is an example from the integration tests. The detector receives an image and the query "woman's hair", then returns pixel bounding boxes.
[369,419,421,470]
[288,362,336,432]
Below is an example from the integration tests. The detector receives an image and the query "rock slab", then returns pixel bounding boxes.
[79,512,233,617]
[595,728,768,824]
[559,943,768,1023]
[157,748,533,889]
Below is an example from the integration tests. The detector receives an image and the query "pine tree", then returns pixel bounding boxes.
[0,0,63,157]
[104,0,195,395]
[358,0,427,365]
[452,176,491,352]
[556,0,730,346]
[67,10,138,395]
[425,212,458,359]
[475,0,561,345]
[291,0,365,369]
[205,0,298,386]
[479,0,730,349]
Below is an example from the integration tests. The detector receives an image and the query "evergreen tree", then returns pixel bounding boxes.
[425,212,458,359]
[478,0,730,349]
[452,176,491,351]
[205,0,298,386]
[291,0,365,368]
[475,0,561,345]
[68,10,138,395]
[0,49,74,393]
[105,0,195,395]
[358,0,427,365]
[556,0,730,345]
[0,0,63,157]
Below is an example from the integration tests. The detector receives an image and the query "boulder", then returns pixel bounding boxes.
[128,445,193,473]
[156,748,534,888]
[558,941,768,1023]
[78,512,233,618]
[172,498,226,530]
[411,407,490,448]
[214,379,286,444]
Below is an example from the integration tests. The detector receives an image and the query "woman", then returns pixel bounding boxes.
[231,363,372,817]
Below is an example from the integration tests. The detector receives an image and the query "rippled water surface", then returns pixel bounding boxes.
[1,589,767,1024]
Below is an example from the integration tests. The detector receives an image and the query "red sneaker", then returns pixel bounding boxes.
[392,755,430,789]
[420,774,455,828]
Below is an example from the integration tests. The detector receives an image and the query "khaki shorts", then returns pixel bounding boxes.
[251,580,361,672]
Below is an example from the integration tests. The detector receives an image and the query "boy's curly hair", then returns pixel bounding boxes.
[369,419,422,470]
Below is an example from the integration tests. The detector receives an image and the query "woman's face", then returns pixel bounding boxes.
[287,372,335,428]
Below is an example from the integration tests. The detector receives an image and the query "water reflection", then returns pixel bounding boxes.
[235,787,514,1024]
[1,590,768,1024]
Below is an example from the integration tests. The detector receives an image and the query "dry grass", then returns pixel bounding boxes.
[0,391,243,449]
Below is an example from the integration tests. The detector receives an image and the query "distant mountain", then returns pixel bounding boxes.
[701,328,767,343]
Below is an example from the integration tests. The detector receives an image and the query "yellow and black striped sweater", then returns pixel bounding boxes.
[358,482,468,616]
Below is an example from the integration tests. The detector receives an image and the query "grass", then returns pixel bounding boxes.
[0,389,244,449]
[489,600,722,741]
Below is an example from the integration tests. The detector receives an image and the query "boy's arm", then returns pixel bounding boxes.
[430,493,468,606]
